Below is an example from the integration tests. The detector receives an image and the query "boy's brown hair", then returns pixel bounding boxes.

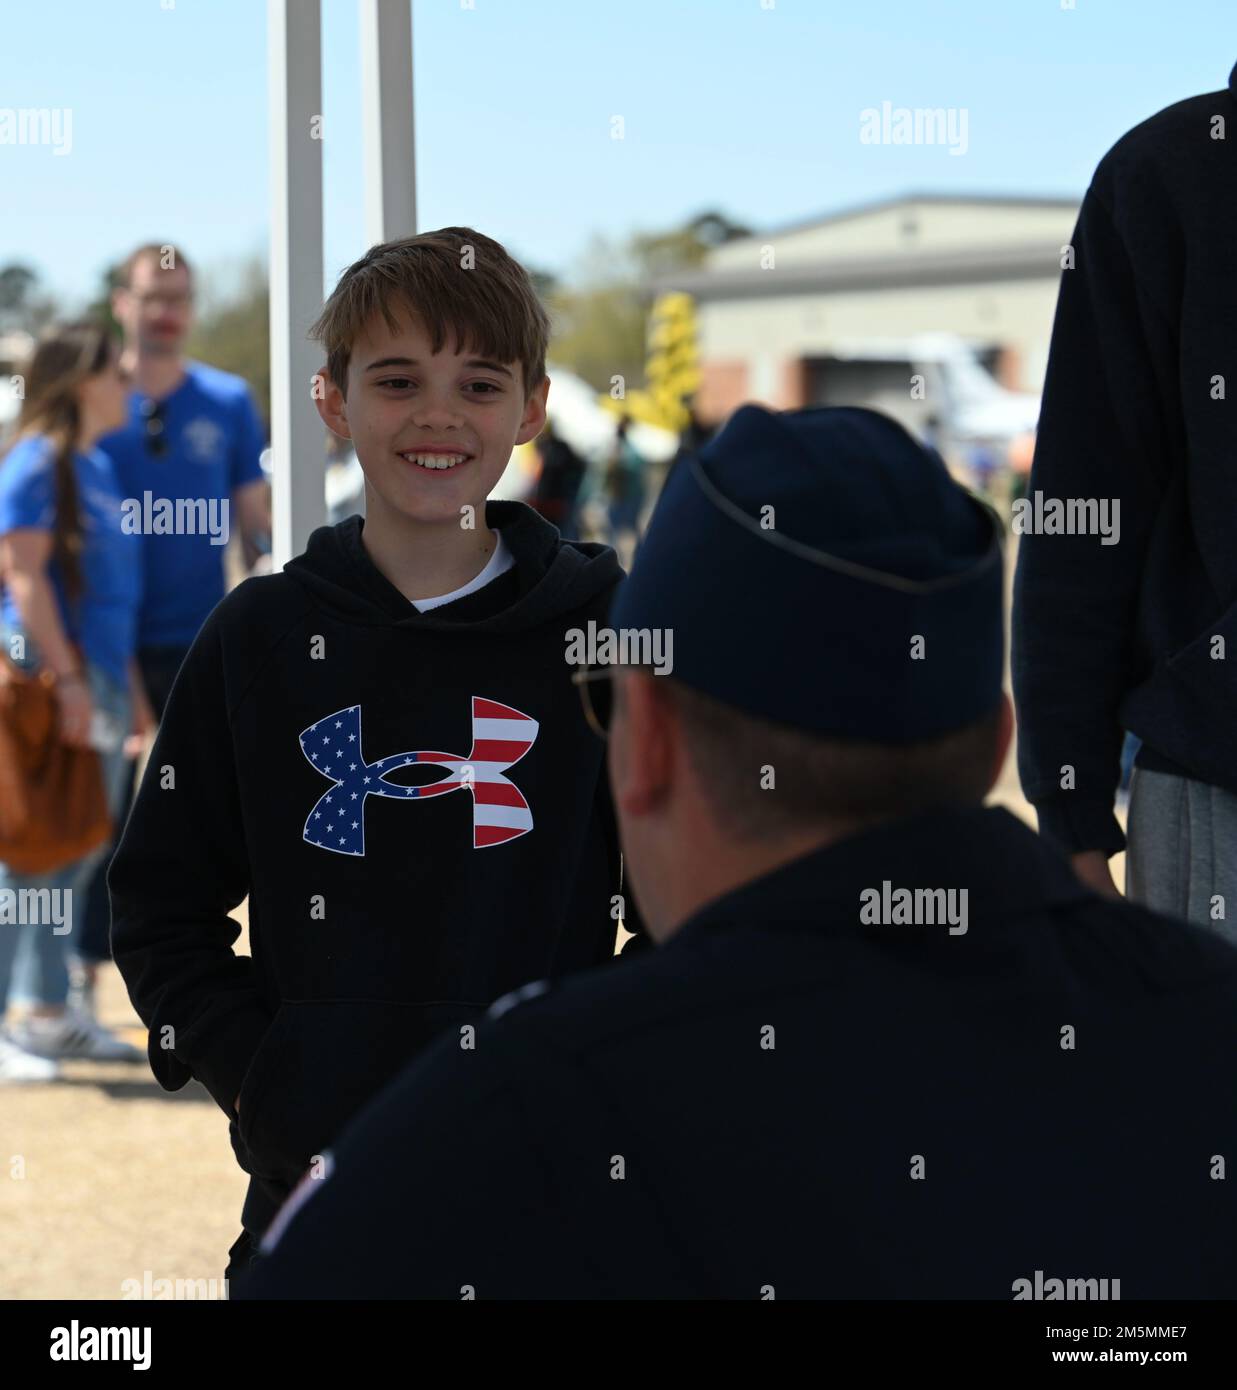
[310,226,550,402]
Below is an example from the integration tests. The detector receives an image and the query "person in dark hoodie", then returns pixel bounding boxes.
[108,227,645,1278]
[1013,65,1237,935]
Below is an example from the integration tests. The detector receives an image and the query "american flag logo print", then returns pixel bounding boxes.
[298,697,539,855]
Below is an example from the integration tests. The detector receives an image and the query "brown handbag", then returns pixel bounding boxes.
[0,657,112,875]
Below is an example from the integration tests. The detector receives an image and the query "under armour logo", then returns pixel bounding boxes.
[299,697,538,855]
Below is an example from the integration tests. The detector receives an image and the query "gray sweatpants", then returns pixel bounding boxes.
[1126,766,1237,946]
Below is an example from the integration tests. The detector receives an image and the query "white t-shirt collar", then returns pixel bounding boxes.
[410,530,514,612]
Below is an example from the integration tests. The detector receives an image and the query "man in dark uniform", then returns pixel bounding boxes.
[239,405,1237,1300]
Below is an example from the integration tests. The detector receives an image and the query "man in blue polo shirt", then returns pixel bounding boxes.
[75,242,271,1011]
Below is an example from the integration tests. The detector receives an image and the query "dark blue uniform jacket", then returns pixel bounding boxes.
[239,805,1237,1299]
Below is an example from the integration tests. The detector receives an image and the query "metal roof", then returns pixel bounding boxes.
[651,239,1069,301]
[745,191,1080,242]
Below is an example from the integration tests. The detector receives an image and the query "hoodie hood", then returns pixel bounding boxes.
[283,500,622,633]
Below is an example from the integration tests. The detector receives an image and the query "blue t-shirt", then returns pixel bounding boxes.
[0,434,142,685]
[97,361,266,648]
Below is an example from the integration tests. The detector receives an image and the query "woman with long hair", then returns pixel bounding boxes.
[0,320,152,1080]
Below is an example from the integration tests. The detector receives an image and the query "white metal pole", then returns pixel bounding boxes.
[269,0,326,569]
[360,0,417,245]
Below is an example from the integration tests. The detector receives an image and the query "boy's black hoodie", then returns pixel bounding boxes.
[110,501,642,1237]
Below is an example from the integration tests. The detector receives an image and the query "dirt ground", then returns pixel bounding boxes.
[0,914,251,1300]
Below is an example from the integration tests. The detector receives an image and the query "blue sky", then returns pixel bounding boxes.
[1,0,1233,310]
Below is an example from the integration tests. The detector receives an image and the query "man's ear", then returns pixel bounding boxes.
[314,367,352,440]
[609,670,675,818]
[514,374,550,447]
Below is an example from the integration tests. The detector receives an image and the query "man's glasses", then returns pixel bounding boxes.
[571,666,614,740]
[139,398,168,457]
[130,291,193,310]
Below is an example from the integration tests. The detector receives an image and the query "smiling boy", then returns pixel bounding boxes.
[320,242,544,604]
[108,228,643,1275]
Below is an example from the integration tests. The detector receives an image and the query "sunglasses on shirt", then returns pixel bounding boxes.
[139,398,168,457]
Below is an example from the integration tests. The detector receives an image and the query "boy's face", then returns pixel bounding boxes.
[317,308,548,526]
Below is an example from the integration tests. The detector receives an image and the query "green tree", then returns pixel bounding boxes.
[187,258,270,425]
[629,209,753,279]
[540,229,643,393]
[546,211,751,394]
[0,265,38,326]
[0,263,59,336]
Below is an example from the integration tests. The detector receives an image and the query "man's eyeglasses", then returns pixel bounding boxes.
[130,291,193,310]
[139,398,168,457]
[571,665,614,740]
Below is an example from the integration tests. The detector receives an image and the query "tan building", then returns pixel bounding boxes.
[658,193,1080,423]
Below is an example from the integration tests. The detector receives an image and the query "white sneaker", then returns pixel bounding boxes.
[10,1009,143,1063]
[0,1031,60,1082]
[66,975,97,1020]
